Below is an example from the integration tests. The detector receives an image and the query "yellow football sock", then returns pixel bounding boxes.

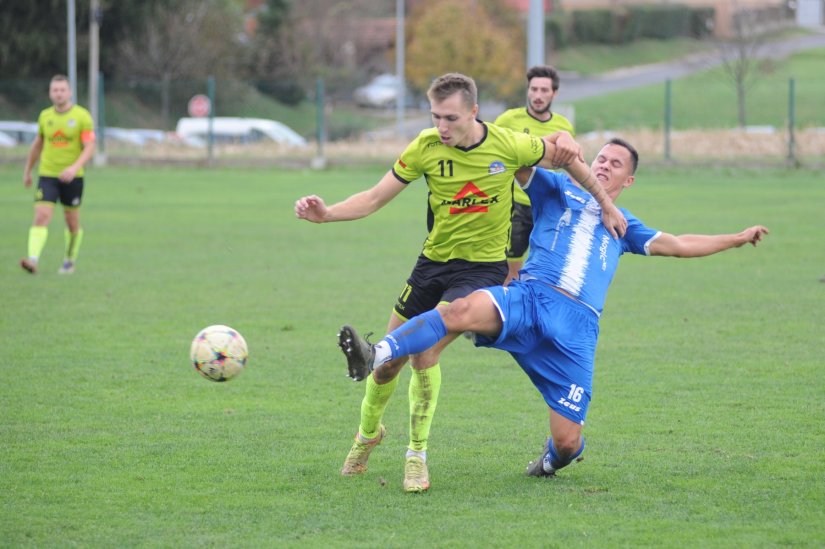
[408,363,442,452]
[64,228,84,261]
[358,373,400,440]
[27,226,48,259]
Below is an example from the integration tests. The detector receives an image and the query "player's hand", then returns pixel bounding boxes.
[739,225,770,247]
[295,195,329,223]
[59,166,78,182]
[549,131,583,168]
[23,172,32,188]
[601,203,627,239]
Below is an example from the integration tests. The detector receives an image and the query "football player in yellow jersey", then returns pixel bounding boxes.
[21,74,96,275]
[295,73,625,492]
[495,66,574,284]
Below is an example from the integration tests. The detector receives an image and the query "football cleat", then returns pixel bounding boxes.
[20,258,38,274]
[341,425,386,475]
[403,456,430,493]
[57,260,75,275]
[337,325,375,381]
[525,438,556,477]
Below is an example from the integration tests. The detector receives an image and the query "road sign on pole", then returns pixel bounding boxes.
[188,94,211,118]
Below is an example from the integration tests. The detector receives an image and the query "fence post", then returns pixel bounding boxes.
[787,77,796,166]
[312,77,326,170]
[96,71,106,166]
[664,78,672,162]
[207,76,215,164]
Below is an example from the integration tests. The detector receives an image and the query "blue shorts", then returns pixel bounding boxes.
[474,279,599,425]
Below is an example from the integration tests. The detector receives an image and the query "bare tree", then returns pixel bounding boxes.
[715,2,770,128]
[116,0,242,128]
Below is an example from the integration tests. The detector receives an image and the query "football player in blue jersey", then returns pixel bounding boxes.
[338,137,769,478]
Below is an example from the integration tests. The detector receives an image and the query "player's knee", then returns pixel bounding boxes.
[440,298,474,330]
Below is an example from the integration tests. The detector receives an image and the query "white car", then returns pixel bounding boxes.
[354,74,405,108]
[0,121,38,144]
[175,117,307,147]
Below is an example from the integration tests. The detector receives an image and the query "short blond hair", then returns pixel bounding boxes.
[427,73,477,110]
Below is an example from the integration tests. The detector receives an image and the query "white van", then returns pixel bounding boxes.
[175,117,307,147]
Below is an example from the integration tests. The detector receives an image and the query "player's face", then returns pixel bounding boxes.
[49,80,72,111]
[430,92,478,148]
[526,76,556,118]
[591,144,635,197]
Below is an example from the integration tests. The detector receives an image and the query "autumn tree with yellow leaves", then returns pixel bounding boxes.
[404,0,526,102]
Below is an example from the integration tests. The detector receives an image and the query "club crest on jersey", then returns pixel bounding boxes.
[67,119,77,127]
[441,181,499,214]
[488,161,506,175]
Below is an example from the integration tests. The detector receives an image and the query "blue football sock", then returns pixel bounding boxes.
[547,437,586,470]
[384,309,448,359]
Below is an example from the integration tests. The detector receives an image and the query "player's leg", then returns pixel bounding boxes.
[341,313,405,476]
[480,282,596,477]
[402,259,508,492]
[60,208,83,274]
[526,410,585,477]
[58,178,84,274]
[21,177,59,273]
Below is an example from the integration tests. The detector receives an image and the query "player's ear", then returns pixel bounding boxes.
[471,103,479,118]
[623,175,635,189]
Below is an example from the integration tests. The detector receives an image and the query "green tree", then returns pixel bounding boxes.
[0,0,89,79]
[115,0,243,128]
[405,0,524,100]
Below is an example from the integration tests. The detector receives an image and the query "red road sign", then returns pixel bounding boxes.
[188,94,211,117]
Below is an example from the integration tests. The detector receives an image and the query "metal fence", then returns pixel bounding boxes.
[1,71,823,168]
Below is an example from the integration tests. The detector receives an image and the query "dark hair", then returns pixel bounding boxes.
[427,73,477,109]
[606,137,639,174]
[526,65,560,91]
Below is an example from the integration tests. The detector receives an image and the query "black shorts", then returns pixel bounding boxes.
[506,202,533,260]
[36,176,84,208]
[393,255,508,320]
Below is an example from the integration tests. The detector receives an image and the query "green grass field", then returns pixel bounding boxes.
[2,164,824,547]
[572,48,825,133]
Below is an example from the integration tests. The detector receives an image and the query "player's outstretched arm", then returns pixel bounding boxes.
[648,225,770,257]
[295,170,407,223]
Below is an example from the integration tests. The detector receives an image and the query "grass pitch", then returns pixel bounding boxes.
[1,163,823,547]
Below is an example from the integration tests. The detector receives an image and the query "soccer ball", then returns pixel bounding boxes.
[190,325,248,382]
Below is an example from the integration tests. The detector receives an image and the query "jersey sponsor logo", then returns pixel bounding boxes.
[598,234,610,271]
[488,161,506,175]
[49,130,70,148]
[424,141,442,150]
[529,136,541,154]
[442,181,500,214]
[564,189,586,204]
[557,396,582,413]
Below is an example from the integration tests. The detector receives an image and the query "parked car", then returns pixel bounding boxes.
[354,73,410,109]
[0,121,38,145]
[175,117,307,147]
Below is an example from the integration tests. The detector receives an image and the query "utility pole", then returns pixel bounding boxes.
[395,0,406,140]
[527,0,545,68]
[89,0,104,165]
[68,0,78,100]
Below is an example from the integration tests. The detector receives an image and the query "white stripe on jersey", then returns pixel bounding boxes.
[558,200,600,296]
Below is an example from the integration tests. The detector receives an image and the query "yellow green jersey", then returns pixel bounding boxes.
[494,108,574,206]
[392,122,544,263]
[36,104,95,177]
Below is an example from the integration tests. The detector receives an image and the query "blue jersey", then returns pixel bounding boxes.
[520,168,661,315]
